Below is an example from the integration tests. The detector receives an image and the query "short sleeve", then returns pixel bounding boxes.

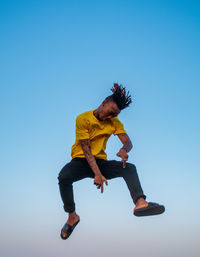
[75,115,90,141]
[112,117,126,135]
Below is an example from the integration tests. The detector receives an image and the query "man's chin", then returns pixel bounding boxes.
[97,116,103,121]
[98,116,110,121]
[100,118,107,121]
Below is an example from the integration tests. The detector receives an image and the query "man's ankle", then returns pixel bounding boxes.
[68,212,79,220]
[69,211,75,215]
[67,212,79,225]
[135,197,148,207]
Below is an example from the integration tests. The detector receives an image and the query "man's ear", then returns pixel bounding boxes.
[102,99,107,106]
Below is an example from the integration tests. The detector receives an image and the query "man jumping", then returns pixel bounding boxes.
[58,83,165,240]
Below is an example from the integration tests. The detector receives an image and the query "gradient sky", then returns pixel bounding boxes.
[0,1,200,257]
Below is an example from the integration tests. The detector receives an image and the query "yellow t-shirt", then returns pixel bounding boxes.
[71,110,126,160]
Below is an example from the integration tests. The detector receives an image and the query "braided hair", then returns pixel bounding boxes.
[106,83,132,110]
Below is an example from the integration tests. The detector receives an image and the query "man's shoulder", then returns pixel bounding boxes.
[111,116,125,129]
[76,110,93,120]
[112,116,120,122]
[111,116,123,124]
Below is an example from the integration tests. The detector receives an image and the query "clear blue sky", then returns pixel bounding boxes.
[0,1,200,257]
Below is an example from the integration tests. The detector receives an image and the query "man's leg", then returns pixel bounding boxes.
[58,158,93,236]
[97,159,148,208]
[98,159,165,215]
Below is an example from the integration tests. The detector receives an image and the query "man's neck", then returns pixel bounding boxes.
[93,109,103,121]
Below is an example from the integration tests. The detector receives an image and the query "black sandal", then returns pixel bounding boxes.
[60,219,80,240]
[134,202,165,217]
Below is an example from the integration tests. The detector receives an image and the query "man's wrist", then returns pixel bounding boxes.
[121,147,128,152]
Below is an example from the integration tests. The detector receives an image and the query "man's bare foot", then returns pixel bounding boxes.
[61,212,80,238]
[134,197,148,211]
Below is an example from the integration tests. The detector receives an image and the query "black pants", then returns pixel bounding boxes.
[58,158,146,213]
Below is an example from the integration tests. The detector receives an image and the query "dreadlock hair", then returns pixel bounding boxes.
[105,83,132,110]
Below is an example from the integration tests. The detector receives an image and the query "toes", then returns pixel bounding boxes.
[61,231,68,238]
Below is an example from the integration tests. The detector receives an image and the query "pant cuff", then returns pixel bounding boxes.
[134,194,146,204]
[63,205,75,213]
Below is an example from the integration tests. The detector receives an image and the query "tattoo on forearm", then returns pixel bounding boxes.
[119,133,133,152]
[79,139,101,176]
[122,142,132,152]
[79,139,91,158]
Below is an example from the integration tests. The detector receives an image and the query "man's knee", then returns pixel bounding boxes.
[58,165,72,183]
[126,162,137,172]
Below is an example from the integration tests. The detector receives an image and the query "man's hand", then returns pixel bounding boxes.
[116,133,132,168]
[116,148,128,168]
[94,175,108,193]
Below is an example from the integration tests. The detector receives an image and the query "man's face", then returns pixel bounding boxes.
[98,100,121,121]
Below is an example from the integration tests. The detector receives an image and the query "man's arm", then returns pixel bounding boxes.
[117,133,133,152]
[79,139,102,176]
[116,133,133,168]
[79,139,108,193]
